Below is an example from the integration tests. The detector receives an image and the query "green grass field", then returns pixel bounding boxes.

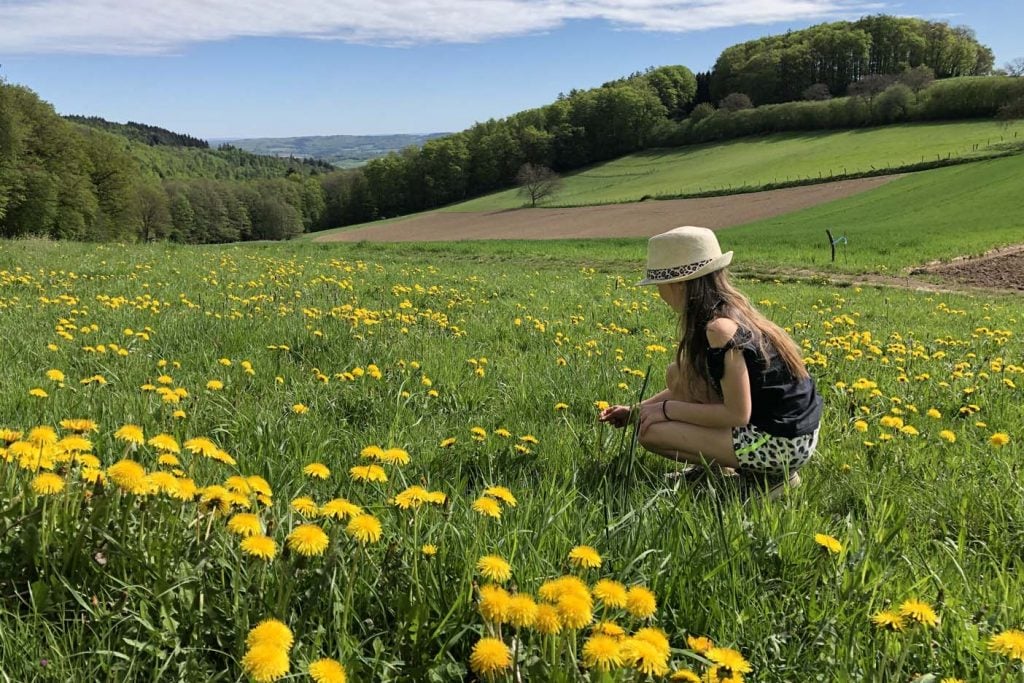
[444,120,1024,211]
[1,238,1022,681]
[307,153,1024,278]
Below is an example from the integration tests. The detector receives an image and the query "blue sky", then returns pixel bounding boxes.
[0,0,1019,139]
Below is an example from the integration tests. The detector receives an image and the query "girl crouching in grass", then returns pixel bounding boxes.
[599,226,822,493]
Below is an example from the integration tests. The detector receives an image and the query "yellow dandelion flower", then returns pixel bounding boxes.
[46,369,65,382]
[469,637,511,677]
[620,638,668,677]
[534,603,562,635]
[814,533,843,554]
[290,496,321,518]
[360,445,384,459]
[28,426,58,445]
[990,432,1010,447]
[114,424,145,445]
[286,524,329,556]
[246,618,294,650]
[31,472,65,496]
[853,419,868,432]
[539,575,592,605]
[686,635,714,653]
[206,379,224,391]
[592,579,627,608]
[634,627,670,659]
[0,428,24,443]
[379,448,410,465]
[707,647,752,674]
[899,599,939,626]
[421,544,437,557]
[241,644,289,683]
[107,459,148,493]
[939,678,964,683]
[225,475,253,495]
[582,634,622,671]
[349,464,387,483]
[472,496,502,518]
[303,462,330,479]
[345,514,383,544]
[81,467,105,485]
[227,513,262,537]
[56,435,92,453]
[29,388,48,398]
[926,408,942,419]
[147,471,179,495]
[439,437,457,448]
[554,402,569,411]
[519,434,539,444]
[988,629,1024,661]
[308,658,347,683]
[147,433,180,453]
[593,621,626,638]
[506,594,538,628]
[939,430,957,443]
[556,594,593,629]
[568,545,602,568]
[389,485,430,507]
[871,610,905,631]
[625,586,657,619]
[483,486,517,506]
[476,555,513,583]
[75,453,101,468]
[241,535,278,561]
[320,498,362,521]
[470,426,487,441]
[184,437,219,457]
[173,409,186,420]
[60,419,98,433]
[494,428,512,438]
[669,669,702,682]
[243,476,271,497]
[292,403,308,414]
[478,585,512,624]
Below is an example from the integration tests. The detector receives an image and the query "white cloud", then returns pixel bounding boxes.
[0,0,886,55]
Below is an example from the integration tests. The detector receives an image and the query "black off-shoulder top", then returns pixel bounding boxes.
[707,327,822,438]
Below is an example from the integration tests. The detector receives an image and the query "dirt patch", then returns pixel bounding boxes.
[314,176,900,243]
[917,244,1024,292]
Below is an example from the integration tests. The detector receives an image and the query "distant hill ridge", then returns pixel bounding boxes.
[65,115,210,148]
[219,133,449,168]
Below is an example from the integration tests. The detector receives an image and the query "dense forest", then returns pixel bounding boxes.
[1,14,1022,243]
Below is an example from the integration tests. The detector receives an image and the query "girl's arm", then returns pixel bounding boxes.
[662,319,752,428]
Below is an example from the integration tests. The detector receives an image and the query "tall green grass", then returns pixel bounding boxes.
[1,239,1022,681]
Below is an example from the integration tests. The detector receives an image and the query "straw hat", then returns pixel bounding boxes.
[637,226,733,286]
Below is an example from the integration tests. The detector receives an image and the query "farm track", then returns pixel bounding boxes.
[313,176,900,243]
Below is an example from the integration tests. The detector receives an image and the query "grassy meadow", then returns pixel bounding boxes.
[1,238,1022,682]
[444,120,1024,211]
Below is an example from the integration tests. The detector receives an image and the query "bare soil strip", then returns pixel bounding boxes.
[314,176,899,243]
[915,244,1024,292]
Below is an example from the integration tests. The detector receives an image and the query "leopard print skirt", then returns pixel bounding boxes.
[732,424,819,476]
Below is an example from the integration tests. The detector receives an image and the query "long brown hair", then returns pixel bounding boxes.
[675,269,808,393]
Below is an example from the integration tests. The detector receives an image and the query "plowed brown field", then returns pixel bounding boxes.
[314,176,899,243]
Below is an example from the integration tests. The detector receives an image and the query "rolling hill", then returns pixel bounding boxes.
[217,133,448,167]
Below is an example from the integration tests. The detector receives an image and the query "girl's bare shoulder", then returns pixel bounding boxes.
[705,317,739,348]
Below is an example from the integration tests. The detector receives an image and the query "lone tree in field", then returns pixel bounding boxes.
[516,163,563,207]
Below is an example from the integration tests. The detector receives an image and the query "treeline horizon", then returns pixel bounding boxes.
[2,14,1022,244]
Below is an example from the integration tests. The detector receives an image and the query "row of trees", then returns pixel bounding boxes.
[709,15,995,105]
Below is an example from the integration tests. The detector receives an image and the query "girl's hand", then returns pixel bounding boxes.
[598,404,632,428]
[637,401,669,437]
